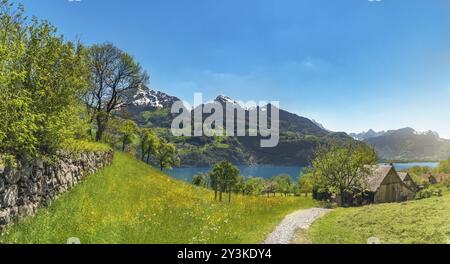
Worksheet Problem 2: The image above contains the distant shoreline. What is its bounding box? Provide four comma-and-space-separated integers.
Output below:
380, 160, 441, 164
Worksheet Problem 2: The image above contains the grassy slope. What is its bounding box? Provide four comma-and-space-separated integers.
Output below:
308, 191, 450, 244
0, 152, 316, 244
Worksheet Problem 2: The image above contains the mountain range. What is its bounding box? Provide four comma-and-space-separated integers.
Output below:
118, 86, 359, 167
118, 86, 450, 165
352, 128, 450, 162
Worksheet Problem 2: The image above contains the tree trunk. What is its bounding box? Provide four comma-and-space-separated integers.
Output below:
219, 191, 223, 202
159, 159, 164, 171
228, 190, 231, 203
340, 189, 345, 207
214, 188, 218, 201
141, 148, 145, 161
95, 115, 106, 142
122, 142, 126, 152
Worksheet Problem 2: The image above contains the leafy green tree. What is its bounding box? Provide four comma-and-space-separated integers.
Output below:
298, 173, 313, 197
192, 173, 209, 188
312, 144, 377, 206
272, 174, 293, 196
154, 140, 180, 171
436, 158, 450, 174
118, 120, 139, 152
0, 0, 89, 159
234, 176, 245, 195
83, 43, 148, 141
139, 128, 159, 162
291, 183, 300, 196
443, 177, 450, 191
209, 161, 240, 202
209, 170, 220, 201
243, 177, 266, 196
264, 180, 277, 197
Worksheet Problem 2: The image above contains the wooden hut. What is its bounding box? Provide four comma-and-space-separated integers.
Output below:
367, 165, 416, 204
397, 172, 418, 191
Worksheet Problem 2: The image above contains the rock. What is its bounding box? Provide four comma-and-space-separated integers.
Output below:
4, 166, 20, 184
18, 204, 35, 218
20, 163, 33, 181
9, 206, 18, 219
0, 178, 4, 193
34, 167, 44, 181
36, 160, 44, 170
0, 209, 11, 225
2, 185, 18, 207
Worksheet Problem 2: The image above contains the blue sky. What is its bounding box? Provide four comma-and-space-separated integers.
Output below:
18, 0, 450, 138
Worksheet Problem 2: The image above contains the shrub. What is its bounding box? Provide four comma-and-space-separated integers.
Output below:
60, 139, 111, 155
415, 187, 443, 200
0, 1, 89, 158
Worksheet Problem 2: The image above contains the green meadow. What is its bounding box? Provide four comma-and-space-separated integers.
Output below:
0, 152, 316, 244
307, 190, 450, 244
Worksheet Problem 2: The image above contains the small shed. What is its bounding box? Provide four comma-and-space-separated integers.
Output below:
397, 172, 418, 191
367, 165, 416, 204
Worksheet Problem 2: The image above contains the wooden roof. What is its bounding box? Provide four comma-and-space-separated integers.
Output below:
366, 165, 394, 192
397, 172, 409, 181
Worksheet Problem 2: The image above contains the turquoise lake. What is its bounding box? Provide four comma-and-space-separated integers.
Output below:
165, 165, 306, 183
166, 162, 440, 183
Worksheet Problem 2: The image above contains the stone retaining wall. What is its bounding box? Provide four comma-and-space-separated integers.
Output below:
0, 150, 113, 230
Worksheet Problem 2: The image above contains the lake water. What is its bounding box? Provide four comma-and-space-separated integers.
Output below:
166, 162, 440, 183
165, 165, 306, 183
392, 162, 439, 171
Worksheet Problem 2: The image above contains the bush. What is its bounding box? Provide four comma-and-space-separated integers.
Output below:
415, 187, 444, 200
0, 1, 89, 158
312, 185, 332, 201
60, 139, 111, 155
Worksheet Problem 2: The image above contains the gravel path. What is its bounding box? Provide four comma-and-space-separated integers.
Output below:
264, 208, 332, 244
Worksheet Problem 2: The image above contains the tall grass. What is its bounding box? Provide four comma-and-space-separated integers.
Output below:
308, 191, 450, 244
1, 152, 316, 244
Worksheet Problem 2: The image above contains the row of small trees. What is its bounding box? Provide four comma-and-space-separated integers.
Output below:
102, 118, 179, 171
192, 143, 376, 206
192, 161, 314, 202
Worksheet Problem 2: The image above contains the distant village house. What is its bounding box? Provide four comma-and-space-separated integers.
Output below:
420, 173, 450, 185
337, 165, 417, 206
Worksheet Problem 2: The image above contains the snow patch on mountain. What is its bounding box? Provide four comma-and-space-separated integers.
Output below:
130, 86, 179, 109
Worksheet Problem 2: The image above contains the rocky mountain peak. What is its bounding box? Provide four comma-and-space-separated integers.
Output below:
130, 86, 180, 109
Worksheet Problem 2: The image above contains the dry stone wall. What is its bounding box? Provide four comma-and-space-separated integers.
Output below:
0, 150, 113, 230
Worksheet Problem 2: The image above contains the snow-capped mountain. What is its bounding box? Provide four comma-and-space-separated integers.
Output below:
354, 127, 450, 161
215, 95, 241, 106
351, 128, 442, 142
350, 129, 387, 141
119, 91, 357, 166
214, 95, 258, 111
311, 119, 330, 132
130, 86, 180, 109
